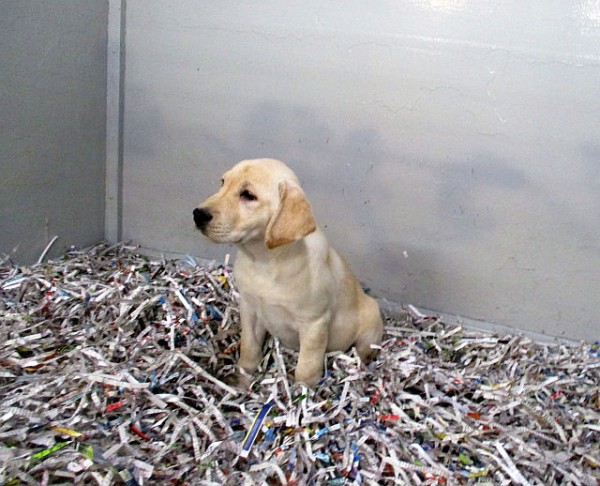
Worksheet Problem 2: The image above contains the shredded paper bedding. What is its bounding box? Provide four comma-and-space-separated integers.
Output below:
1, 243, 598, 485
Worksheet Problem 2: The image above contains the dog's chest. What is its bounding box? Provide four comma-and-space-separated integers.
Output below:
239, 274, 302, 322
245, 291, 301, 349
235, 256, 312, 349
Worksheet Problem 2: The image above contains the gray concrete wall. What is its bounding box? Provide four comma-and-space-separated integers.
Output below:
124, 1, 598, 341
0, 0, 108, 264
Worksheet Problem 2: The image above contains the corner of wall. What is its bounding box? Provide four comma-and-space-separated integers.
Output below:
105, 0, 126, 243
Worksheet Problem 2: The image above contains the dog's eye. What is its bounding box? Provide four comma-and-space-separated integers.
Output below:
240, 189, 257, 201
220, 178, 224, 186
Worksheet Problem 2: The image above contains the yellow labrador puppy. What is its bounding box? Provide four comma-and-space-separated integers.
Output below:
193, 158, 383, 387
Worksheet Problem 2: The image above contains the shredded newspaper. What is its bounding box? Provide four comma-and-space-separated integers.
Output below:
0, 243, 598, 485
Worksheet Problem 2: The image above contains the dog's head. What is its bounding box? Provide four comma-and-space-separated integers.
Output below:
193, 159, 316, 249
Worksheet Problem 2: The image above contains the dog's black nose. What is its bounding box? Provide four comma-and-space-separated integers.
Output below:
193, 207, 212, 229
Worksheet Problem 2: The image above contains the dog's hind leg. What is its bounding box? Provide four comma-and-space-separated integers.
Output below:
355, 297, 384, 364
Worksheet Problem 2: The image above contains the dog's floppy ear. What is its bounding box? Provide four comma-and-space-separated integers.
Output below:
265, 181, 317, 249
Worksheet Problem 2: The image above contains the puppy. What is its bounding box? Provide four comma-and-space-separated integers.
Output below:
193, 158, 383, 387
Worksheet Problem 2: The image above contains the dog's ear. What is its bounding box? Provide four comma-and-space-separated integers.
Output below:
265, 181, 317, 249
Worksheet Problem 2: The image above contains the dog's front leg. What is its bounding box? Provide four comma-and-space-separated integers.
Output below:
295, 319, 329, 388
237, 298, 266, 378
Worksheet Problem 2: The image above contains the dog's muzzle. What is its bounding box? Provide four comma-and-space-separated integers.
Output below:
193, 207, 212, 230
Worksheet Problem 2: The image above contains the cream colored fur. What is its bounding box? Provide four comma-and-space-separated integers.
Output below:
194, 158, 383, 387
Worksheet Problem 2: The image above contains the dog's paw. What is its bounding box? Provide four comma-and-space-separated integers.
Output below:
223, 368, 254, 391
294, 371, 321, 390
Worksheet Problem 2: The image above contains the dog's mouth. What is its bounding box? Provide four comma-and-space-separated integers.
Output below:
193, 207, 264, 246
193, 211, 237, 244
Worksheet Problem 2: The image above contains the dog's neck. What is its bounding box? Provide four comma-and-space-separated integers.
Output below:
237, 237, 300, 263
